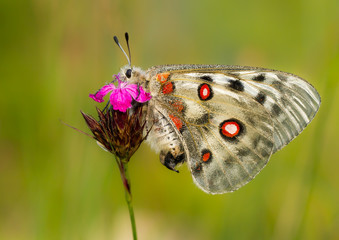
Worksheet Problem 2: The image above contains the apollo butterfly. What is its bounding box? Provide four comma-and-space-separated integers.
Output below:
94, 33, 321, 194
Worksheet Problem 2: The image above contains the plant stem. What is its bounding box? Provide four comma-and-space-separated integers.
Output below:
116, 158, 138, 240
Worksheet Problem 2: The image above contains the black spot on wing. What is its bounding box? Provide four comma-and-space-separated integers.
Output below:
237, 148, 251, 157
255, 92, 266, 104
252, 74, 266, 81
200, 75, 213, 82
271, 104, 283, 116
193, 113, 211, 125
228, 80, 244, 91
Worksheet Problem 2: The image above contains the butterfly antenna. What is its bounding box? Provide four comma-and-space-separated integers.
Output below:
125, 32, 132, 67
113, 35, 131, 67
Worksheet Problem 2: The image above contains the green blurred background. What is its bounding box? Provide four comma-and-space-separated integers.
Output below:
1, 0, 338, 239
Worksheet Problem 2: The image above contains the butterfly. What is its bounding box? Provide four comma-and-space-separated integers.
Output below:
112, 33, 321, 194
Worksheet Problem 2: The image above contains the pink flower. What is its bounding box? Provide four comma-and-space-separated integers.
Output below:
89, 74, 152, 112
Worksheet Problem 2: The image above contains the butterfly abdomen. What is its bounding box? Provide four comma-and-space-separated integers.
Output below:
146, 110, 185, 172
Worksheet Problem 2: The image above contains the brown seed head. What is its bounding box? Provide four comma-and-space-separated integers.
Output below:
81, 103, 147, 161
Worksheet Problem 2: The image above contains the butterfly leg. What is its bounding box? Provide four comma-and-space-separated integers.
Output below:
136, 83, 141, 100
102, 100, 111, 112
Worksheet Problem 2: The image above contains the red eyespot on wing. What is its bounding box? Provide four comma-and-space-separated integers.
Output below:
156, 72, 170, 83
198, 83, 213, 101
162, 82, 174, 94
169, 114, 183, 131
203, 153, 210, 162
201, 149, 212, 163
170, 100, 184, 113
221, 121, 240, 138
202, 153, 210, 162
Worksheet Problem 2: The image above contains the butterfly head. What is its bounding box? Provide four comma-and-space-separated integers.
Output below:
119, 65, 146, 85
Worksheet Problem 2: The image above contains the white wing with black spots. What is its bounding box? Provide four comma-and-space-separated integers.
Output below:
145, 64, 320, 194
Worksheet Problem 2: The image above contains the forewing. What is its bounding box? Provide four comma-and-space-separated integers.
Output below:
148, 65, 321, 152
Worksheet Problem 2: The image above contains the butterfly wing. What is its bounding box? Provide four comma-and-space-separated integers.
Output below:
146, 64, 320, 194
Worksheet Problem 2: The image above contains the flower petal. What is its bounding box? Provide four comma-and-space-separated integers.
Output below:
135, 86, 152, 102
89, 84, 116, 102
124, 84, 152, 103
124, 84, 139, 99
89, 93, 105, 102
110, 88, 133, 112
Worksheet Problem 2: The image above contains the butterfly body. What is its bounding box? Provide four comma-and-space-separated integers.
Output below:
120, 64, 321, 194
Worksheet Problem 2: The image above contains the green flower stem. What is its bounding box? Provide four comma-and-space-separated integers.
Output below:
116, 157, 138, 240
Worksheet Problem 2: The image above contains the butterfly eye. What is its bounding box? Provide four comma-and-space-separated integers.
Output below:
125, 68, 132, 78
